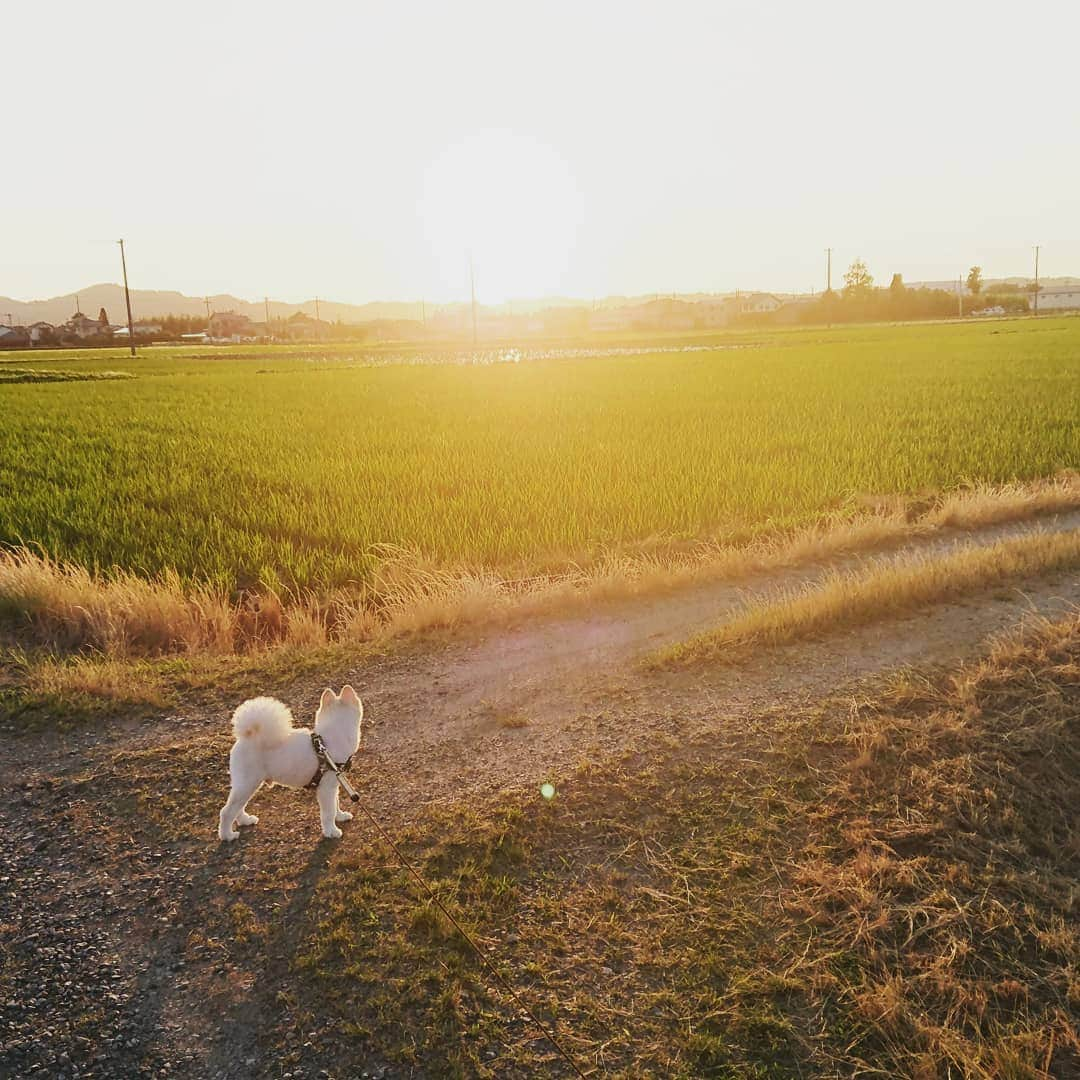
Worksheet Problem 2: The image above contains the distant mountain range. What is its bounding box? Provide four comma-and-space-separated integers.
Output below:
0, 284, 728, 326
0, 284, 433, 327
2, 277, 1077, 327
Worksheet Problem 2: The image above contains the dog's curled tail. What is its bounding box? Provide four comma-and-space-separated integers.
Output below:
231, 697, 294, 747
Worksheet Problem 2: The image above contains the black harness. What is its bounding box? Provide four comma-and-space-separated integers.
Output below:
305, 731, 353, 790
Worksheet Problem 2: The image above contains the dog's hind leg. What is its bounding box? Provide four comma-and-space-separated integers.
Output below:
316, 773, 344, 839
219, 776, 262, 842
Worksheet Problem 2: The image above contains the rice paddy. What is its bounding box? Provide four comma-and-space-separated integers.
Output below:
1, 318, 1077, 598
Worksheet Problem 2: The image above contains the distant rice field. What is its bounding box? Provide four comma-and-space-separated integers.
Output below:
0, 318, 1077, 595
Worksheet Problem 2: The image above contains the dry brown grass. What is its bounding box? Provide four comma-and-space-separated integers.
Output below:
2, 474, 1078, 665
658, 525, 1080, 667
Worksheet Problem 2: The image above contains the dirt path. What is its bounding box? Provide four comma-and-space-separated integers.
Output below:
317, 508, 1080, 815
2, 509, 1079, 1078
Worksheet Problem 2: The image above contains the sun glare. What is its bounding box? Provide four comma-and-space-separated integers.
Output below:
419, 131, 584, 304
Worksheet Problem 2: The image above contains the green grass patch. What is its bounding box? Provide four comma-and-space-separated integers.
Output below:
0, 367, 134, 383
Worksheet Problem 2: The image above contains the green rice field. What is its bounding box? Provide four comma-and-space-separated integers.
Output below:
0, 318, 1077, 594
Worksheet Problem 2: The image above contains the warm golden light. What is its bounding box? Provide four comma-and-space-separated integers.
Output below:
419, 131, 585, 304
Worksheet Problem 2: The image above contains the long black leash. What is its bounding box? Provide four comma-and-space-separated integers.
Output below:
315, 741, 590, 1077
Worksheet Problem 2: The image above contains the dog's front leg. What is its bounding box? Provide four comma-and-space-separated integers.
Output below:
334, 784, 353, 824
317, 773, 344, 839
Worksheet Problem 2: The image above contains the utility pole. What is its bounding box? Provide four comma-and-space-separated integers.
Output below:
204, 296, 212, 322
469, 251, 478, 347
958, 277, 963, 319
315, 296, 321, 321
264, 296, 271, 340
420, 297, 426, 325
1033, 245, 1040, 315
825, 248, 832, 293
117, 239, 136, 357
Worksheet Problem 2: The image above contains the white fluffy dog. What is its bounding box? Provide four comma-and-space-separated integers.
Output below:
218, 686, 363, 842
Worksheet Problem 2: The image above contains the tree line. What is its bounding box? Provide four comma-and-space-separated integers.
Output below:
792, 259, 1031, 324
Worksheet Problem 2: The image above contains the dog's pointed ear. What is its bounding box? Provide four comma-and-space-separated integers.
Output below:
340, 684, 359, 706
319, 688, 337, 709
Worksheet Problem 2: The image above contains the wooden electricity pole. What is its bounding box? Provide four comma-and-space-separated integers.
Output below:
117, 239, 136, 357
469, 252, 478, 346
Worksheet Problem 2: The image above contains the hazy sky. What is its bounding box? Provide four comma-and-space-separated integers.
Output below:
5, 1, 1078, 305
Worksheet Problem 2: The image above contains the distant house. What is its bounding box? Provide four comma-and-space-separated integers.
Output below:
0, 325, 30, 348
728, 292, 782, 316
115, 323, 162, 339
633, 298, 696, 331
694, 298, 731, 329
1033, 287, 1080, 311
208, 311, 254, 341
286, 312, 331, 341
28, 321, 55, 345
59, 310, 111, 340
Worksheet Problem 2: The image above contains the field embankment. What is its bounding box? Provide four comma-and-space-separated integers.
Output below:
2, 474, 1078, 661
657, 523, 1080, 667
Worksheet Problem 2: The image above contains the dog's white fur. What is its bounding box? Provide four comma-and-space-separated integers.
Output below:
218, 685, 363, 842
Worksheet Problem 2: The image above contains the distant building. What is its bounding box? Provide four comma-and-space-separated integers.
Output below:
114, 323, 161, 339
208, 311, 254, 341
28, 321, 55, 345
286, 312, 331, 341
59, 310, 111, 340
0, 325, 30, 348
728, 292, 782, 316
1034, 286, 1080, 311
695, 298, 731, 329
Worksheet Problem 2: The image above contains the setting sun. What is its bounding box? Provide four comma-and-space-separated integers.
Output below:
419, 130, 585, 304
